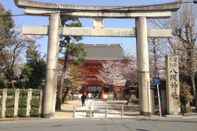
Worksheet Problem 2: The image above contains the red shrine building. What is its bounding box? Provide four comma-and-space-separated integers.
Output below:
59, 44, 127, 99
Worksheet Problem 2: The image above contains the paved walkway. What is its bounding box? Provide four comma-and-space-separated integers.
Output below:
54, 99, 197, 120
54, 100, 80, 119
55, 99, 140, 119
74, 99, 122, 118
0, 119, 197, 131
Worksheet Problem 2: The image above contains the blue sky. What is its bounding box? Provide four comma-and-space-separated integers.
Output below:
1, 0, 175, 56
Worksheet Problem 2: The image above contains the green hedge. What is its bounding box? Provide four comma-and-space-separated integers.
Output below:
18, 90, 27, 117
5, 89, 15, 117
30, 90, 40, 117
0, 89, 41, 118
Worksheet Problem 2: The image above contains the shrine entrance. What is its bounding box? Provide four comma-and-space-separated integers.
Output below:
14, 0, 182, 118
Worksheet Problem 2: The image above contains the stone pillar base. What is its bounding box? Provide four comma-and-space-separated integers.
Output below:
41, 113, 55, 118
140, 111, 152, 116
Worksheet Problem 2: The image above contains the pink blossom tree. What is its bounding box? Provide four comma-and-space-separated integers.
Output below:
99, 56, 137, 100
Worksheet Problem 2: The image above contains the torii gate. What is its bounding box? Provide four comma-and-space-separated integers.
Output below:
14, 0, 181, 118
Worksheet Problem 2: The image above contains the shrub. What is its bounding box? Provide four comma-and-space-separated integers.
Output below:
30, 90, 40, 117
18, 90, 27, 117
5, 89, 15, 117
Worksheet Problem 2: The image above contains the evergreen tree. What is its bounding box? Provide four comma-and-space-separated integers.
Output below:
0, 4, 14, 49
56, 16, 86, 110
22, 44, 46, 88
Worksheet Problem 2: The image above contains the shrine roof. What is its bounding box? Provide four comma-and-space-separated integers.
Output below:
59, 44, 125, 61
83, 44, 124, 60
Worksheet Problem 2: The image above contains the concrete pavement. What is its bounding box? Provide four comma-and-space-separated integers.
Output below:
0, 119, 197, 131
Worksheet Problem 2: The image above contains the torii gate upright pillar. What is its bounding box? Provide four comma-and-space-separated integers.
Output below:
136, 17, 152, 115
42, 13, 60, 117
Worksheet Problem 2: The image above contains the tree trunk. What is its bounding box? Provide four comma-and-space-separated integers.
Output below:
191, 73, 197, 110
56, 79, 63, 111
191, 74, 196, 95
62, 87, 69, 102
56, 48, 69, 111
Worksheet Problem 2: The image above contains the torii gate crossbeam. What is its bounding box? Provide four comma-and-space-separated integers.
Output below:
22, 26, 172, 38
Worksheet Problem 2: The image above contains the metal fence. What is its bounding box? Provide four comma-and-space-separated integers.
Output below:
72, 100, 140, 119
